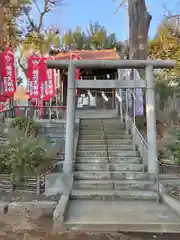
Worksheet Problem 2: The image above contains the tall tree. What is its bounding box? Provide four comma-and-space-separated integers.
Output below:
113, 0, 152, 60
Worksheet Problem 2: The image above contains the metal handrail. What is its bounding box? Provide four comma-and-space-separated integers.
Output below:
14, 105, 66, 120
117, 90, 161, 203
0, 107, 15, 121
132, 121, 148, 147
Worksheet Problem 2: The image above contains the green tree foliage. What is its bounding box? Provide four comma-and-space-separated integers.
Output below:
2, 0, 32, 47
10, 116, 40, 137
21, 28, 61, 56
62, 22, 118, 50
149, 21, 180, 86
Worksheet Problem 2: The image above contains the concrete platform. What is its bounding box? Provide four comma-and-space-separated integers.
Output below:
64, 200, 180, 233
76, 109, 117, 119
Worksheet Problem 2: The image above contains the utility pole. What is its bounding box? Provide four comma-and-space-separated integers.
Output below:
0, 1, 14, 107
0, 1, 6, 49
0, 2, 6, 94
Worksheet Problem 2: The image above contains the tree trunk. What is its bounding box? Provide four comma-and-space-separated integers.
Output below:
128, 0, 152, 118
128, 0, 152, 60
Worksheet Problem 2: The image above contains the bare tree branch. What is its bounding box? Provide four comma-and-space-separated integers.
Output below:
22, 0, 63, 35
163, 1, 180, 19
16, 0, 63, 74
112, 0, 128, 14
37, 0, 50, 33
32, 0, 41, 14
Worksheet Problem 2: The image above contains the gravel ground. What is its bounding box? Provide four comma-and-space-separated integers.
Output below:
0, 230, 180, 240
166, 184, 180, 200
0, 216, 179, 240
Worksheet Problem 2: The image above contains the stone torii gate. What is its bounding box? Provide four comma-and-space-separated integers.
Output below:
46, 60, 176, 175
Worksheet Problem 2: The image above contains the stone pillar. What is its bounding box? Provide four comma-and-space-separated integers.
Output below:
145, 65, 157, 174
63, 64, 76, 174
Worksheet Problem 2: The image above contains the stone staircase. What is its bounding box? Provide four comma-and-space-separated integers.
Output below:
42, 121, 66, 144
40, 121, 66, 172
0, 174, 37, 192
71, 118, 157, 201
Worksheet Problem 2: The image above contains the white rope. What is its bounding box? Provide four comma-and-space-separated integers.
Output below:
128, 89, 136, 100
101, 91, 108, 102
115, 92, 122, 102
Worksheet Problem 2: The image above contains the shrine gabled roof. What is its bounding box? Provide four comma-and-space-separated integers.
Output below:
55, 48, 120, 60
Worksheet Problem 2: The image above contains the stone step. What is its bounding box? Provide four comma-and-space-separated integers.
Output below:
0, 183, 12, 189
79, 128, 102, 131
110, 156, 142, 164
42, 122, 66, 127
107, 145, 133, 150
43, 127, 65, 133
80, 124, 102, 128
44, 136, 65, 141
0, 174, 11, 180
74, 171, 111, 180
114, 180, 155, 191
73, 179, 155, 191
45, 132, 65, 138
75, 163, 144, 172
104, 130, 126, 134
105, 136, 129, 140
78, 140, 105, 145
75, 163, 110, 171
77, 141, 133, 147
77, 145, 107, 151
79, 135, 132, 140
79, 135, 105, 140
0, 175, 37, 181
76, 157, 109, 164
111, 171, 151, 180
104, 127, 126, 135
80, 120, 101, 123
80, 130, 126, 135
105, 135, 132, 139
111, 164, 144, 171
106, 139, 133, 145
103, 123, 125, 126
79, 131, 104, 135
75, 156, 141, 164
43, 129, 65, 134
76, 151, 108, 157
109, 150, 140, 157
70, 189, 157, 201
74, 171, 151, 180
73, 180, 113, 190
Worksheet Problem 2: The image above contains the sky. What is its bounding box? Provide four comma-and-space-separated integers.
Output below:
31, 0, 179, 41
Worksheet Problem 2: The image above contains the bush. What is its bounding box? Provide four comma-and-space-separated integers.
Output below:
135, 116, 146, 131
161, 128, 180, 165
0, 124, 56, 186
10, 116, 40, 137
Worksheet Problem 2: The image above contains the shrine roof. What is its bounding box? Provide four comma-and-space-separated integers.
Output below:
55, 48, 120, 60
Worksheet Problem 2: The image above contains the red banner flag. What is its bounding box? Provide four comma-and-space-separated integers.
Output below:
1, 48, 16, 97
27, 54, 44, 99
27, 54, 39, 98
41, 57, 55, 101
